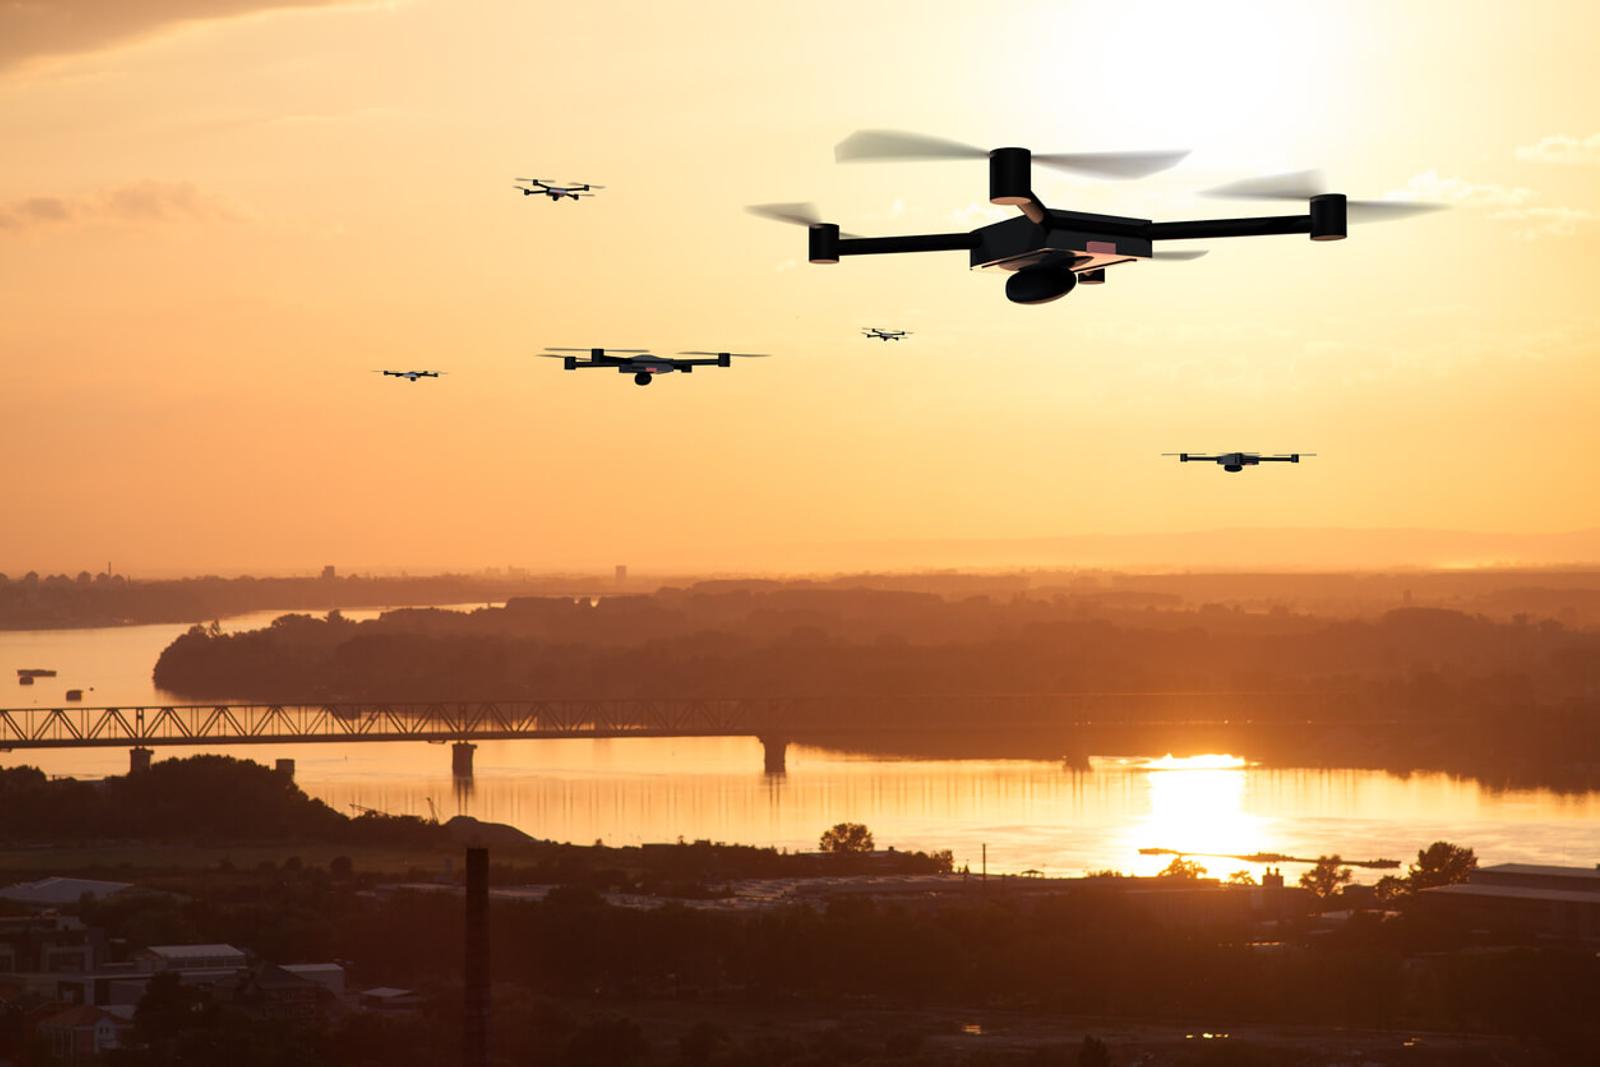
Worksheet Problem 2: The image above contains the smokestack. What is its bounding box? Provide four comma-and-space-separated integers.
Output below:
464, 847, 489, 1067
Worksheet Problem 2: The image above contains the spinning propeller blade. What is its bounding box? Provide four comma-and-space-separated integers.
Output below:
835, 130, 1188, 179
677, 351, 772, 358
1204, 170, 1445, 222
1151, 249, 1209, 261
744, 203, 858, 237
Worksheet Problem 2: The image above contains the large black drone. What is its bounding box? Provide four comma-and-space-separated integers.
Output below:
1165, 451, 1316, 473
514, 178, 603, 202
750, 130, 1441, 305
540, 347, 770, 386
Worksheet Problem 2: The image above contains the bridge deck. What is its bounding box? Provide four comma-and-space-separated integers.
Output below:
0, 694, 1367, 750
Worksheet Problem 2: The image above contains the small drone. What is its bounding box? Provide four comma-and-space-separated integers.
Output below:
539, 347, 770, 386
750, 129, 1441, 305
862, 327, 911, 341
374, 370, 444, 382
513, 178, 603, 202
1165, 451, 1316, 473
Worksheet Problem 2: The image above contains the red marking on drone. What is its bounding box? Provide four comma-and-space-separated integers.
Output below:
1086, 241, 1117, 254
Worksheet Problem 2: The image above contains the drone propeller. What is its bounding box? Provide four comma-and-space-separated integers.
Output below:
834, 129, 1190, 179
677, 351, 772, 358
744, 202, 860, 238
542, 347, 649, 352
1150, 249, 1209, 262
1203, 170, 1444, 222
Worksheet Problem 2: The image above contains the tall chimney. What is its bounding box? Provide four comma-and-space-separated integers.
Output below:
464, 847, 489, 1067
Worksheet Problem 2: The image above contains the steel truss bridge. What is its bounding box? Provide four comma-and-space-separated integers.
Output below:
0, 692, 1365, 752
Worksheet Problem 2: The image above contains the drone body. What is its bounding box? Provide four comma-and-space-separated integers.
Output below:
540, 348, 770, 386
862, 327, 911, 341
513, 178, 603, 201
1166, 452, 1316, 473
376, 370, 443, 382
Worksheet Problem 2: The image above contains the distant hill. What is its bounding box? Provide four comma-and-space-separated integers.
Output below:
774, 527, 1600, 572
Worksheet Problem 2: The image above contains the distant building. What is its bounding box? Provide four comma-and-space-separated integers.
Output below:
359, 986, 422, 1012
282, 962, 346, 996
138, 944, 248, 973
1421, 862, 1600, 941
0, 877, 133, 909
615, 564, 628, 585
0, 914, 101, 976
37, 1004, 128, 1062
321, 564, 337, 580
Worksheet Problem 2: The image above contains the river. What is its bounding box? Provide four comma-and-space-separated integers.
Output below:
3, 608, 1598, 880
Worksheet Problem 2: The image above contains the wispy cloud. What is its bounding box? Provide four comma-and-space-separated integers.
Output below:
1515, 132, 1600, 165
1395, 170, 1594, 240
1397, 170, 1533, 208
0, 1, 366, 75
1490, 205, 1599, 240
0, 181, 234, 234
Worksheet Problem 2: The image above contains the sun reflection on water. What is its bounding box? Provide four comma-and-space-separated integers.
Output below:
1120, 753, 1272, 877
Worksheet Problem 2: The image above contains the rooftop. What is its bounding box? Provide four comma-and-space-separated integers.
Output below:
145, 944, 245, 959
0, 877, 131, 906
1424, 883, 1600, 905
1477, 863, 1600, 881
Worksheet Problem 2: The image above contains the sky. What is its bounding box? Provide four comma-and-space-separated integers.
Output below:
1, 0, 1597, 575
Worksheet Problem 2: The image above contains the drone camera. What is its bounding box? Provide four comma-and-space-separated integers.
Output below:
1005, 265, 1077, 305
1309, 194, 1347, 241
988, 147, 1032, 206
808, 223, 841, 264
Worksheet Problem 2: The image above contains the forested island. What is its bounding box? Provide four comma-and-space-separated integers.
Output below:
0, 570, 618, 630
148, 581, 1600, 787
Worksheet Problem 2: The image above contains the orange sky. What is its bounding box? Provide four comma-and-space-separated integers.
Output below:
2, 1, 1597, 574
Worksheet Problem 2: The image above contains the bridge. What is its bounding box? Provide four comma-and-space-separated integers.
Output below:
0, 692, 1369, 776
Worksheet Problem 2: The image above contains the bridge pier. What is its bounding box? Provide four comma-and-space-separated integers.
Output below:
129, 747, 153, 774
452, 742, 477, 778
760, 736, 788, 776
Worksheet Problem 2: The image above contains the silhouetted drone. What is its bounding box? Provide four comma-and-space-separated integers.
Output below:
539, 348, 770, 387
749, 130, 1442, 305
513, 178, 603, 202
862, 327, 911, 341
374, 370, 444, 382
1165, 452, 1316, 473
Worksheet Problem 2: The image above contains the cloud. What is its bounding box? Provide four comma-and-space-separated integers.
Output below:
1395, 170, 1594, 240
1489, 206, 1599, 240
0, 181, 234, 233
1515, 133, 1600, 165
0, 1, 362, 75
1397, 170, 1533, 208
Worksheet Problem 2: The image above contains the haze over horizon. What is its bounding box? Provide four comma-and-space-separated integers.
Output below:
4, 1, 1597, 575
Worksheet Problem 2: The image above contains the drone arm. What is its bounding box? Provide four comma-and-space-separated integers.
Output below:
834, 232, 982, 256
1146, 196, 1347, 242
1146, 215, 1311, 240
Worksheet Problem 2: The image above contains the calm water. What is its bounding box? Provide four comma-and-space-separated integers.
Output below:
3, 611, 1598, 880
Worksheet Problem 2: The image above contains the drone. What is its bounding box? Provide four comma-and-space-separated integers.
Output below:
749, 130, 1442, 305
539, 347, 770, 386
862, 327, 911, 341
1164, 452, 1316, 473
374, 370, 444, 382
513, 178, 603, 202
